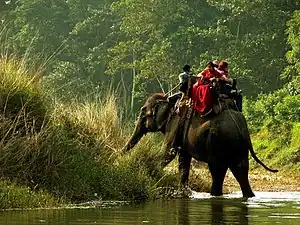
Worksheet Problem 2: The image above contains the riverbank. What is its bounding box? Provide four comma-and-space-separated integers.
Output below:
226, 168, 300, 193
189, 164, 300, 194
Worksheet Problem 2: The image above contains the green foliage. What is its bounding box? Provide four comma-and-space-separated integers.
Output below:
10, 0, 71, 56
285, 10, 300, 78
3, 0, 300, 112
290, 122, 300, 149
246, 81, 300, 171
0, 180, 65, 209
243, 79, 299, 129
274, 95, 300, 122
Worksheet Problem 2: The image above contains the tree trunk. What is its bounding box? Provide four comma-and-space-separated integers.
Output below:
131, 48, 136, 114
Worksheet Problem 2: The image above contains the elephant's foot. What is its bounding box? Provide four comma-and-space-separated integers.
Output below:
210, 190, 223, 197
242, 190, 255, 198
176, 185, 192, 198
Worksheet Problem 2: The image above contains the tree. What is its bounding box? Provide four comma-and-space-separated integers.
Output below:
9, 0, 71, 58
285, 10, 300, 78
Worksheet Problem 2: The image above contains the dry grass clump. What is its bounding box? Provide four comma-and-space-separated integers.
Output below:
0, 54, 47, 133
51, 94, 129, 163
0, 54, 173, 206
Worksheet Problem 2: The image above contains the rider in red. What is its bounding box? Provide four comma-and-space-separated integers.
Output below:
191, 62, 223, 115
196, 61, 223, 85
217, 60, 229, 77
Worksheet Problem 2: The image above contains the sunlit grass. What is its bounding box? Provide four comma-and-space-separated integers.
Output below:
250, 122, 300, 172
0, 54, 47, 133
52, 94, 128, 162
0, 53, 185, 208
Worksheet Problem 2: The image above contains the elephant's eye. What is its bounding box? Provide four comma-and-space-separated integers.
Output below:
140, 106, 146, 112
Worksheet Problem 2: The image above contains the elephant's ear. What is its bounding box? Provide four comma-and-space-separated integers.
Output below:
155, 103, 171, 130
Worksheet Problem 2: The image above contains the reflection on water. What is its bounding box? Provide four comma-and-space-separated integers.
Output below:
178, 198, 249, 225
0, 192, 300, 224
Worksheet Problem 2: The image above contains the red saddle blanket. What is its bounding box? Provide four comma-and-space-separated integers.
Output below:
191, 84, 213, 114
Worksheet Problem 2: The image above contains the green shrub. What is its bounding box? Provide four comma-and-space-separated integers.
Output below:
0, 180, 65, 209
291, 123, 300, 149
244, 78, 300, 171
274, 95, 300, 122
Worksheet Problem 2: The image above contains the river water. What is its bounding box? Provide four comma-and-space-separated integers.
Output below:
1, 192, 300, 225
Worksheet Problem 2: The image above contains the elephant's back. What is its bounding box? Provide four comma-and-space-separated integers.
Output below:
212, 110, 249, 145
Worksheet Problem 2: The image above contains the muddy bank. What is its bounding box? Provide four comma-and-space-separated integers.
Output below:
225, 169, 300, 193
191, 164, 300, 194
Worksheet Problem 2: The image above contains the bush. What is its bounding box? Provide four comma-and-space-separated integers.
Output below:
245, 78, 300, 171
0, 180, 65, 209
274, 95, 300, 122
291, 122, 300, 149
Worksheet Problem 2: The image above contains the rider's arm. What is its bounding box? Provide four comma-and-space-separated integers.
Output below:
196, 70, 207, 79
178, 72, 187, 84
215, 69, 233, 83
220, 75, 233, 84
194, 70, 206, 86
210, 70, 232, 84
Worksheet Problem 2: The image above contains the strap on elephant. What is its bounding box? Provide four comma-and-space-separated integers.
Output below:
168, 100, 194, 155
177, 98, 190, 125
182, 106, 194, 145
178, 105, 211, 148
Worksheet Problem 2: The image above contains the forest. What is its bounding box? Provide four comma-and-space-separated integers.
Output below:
0, 0, 299, 208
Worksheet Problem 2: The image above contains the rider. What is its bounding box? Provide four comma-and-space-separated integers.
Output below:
168, 64, 196, 106
196, 61, 230, 84
217, 60, 243, 112
216, 60, 232, 96
179, 64, 196, 97
217, 60, 229, 77
167, 64, 196, 156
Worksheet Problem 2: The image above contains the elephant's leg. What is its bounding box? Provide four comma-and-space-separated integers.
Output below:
208, 163, 228, 196
161, 148, 177, 167
178, 150, 192, 187
229, 160, 255, 198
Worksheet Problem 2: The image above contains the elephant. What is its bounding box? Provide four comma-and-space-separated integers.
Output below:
124, 92, 278, 198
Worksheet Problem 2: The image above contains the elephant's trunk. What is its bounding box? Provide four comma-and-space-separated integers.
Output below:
123, 131, 143, 151
123, 114, 145, 152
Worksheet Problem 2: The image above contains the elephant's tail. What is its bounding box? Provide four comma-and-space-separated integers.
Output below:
228, 110, 279, 173
249, 144, 279, 173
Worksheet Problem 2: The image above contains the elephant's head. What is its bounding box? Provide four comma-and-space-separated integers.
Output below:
123, 93, 173, 151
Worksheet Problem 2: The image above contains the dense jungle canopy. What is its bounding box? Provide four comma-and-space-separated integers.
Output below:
1, 0, 300, 113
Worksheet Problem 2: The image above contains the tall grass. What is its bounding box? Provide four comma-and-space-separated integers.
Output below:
0, 53, 186, 209
52, 94, 128, 162
0, 54, 46, 132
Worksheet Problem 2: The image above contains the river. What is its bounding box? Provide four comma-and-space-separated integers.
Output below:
1, 192, 300, 224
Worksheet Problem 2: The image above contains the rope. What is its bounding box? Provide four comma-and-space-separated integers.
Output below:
183, 107, 194, 144
164, 83, 181, 97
